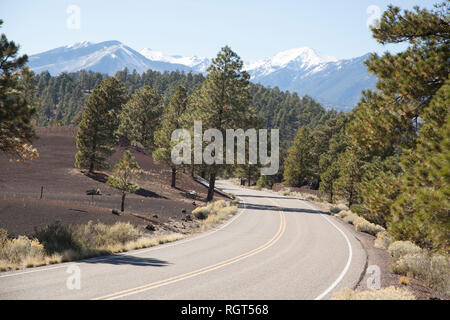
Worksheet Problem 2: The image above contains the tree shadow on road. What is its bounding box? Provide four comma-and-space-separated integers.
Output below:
242, 202, 326, 215
236, 194, 299, 200
83, 255, 170, 267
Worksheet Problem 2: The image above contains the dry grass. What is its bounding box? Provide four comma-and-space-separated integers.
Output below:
374, 231, 393, 250
331, 286, 415, 300
399, 276, 411, 286
0, 223, 185, 271
193, 200, 238, 230
388, 241, 422, 262
192, 200, 237, 220
354, 219, 385, 236
392, 251, 450, 296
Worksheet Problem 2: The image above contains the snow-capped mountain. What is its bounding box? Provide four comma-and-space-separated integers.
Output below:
27, 41, 377, 110
246, 48, 376, 110
140, 48, 210, 73
28, 40, 192, 75
245, 47, 337, 78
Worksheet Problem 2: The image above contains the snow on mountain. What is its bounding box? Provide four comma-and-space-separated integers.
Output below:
28, 41, 376, 110
28, 40, 192, 75
245, 47, 338, 78
246, 49, 376, 110
140, 48, 210, 73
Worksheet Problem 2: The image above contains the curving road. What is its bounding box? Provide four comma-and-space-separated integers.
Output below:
0, 180, 366, 300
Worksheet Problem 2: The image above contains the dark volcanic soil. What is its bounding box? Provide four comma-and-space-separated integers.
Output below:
0, 126, 222, 236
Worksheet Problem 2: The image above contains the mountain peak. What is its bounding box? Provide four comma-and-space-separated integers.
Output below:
139, 48, 210, 73
246, 47, 337, 73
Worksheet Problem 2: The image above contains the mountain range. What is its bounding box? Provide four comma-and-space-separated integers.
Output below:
27, 40, 377, 111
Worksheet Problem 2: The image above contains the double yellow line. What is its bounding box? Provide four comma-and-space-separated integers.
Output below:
93, 200, 286, 300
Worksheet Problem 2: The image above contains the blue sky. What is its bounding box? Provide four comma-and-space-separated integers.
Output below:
1, 0, 438, 61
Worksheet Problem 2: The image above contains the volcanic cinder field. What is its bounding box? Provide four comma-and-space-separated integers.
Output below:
0, 126, 217, 236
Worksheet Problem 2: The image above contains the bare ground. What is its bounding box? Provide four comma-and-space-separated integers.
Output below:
0, 126, 223, 237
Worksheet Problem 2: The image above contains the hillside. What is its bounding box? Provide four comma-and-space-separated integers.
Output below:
0, 126, 217, 236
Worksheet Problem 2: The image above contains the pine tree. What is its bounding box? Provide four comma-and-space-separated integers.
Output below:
193, 46, 253, 201
283, 126, 314, 187
107, 150, 142, 212
153, 86, 188, 188
75, 77, 127, 172
343, 2, 449, 233
389, 79, 450, 250
0, 20, 38, 162
118, 85, 162, 150
333, 147, 365, 207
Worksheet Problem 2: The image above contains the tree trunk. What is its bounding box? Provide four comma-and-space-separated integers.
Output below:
171, 167, 176, 188
191, 166, 194, 177
201, 171, 205, 179
247, 173, 251, 186
206, 172, 216, 202
121, 193, 126, 212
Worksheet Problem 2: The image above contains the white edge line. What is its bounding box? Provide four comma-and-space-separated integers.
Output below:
302, 199, 353, 300
261, 194, 353, 300
0, 183, 246, 279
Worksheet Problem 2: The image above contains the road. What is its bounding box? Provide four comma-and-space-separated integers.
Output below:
0, 180, 366, 300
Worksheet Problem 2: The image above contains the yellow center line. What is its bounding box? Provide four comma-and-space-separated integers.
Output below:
92, 199, 286, 300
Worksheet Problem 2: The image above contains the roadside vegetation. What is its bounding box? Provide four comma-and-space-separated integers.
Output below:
0, 223, 183, 271
192, 200, 238, 229
330, 207, 450, 298
332, 286, 415, 300
0, 199, 238, 272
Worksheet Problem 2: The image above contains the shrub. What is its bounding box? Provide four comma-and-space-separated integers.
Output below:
355, 220, 385, 236
330, 206, 342, 214
336, 210, 351, 218
0, 222, 184, 271
0, 228, 7, 247
192, 206, 210, 220
343, 213, 359, 224
0, 236, 45, 265
393, 252, 450, 296
331, 286, 415, 300
349, 204, 365, 215
34, 222, 80, 254
192, 200, 234, 220
374, 231, 392, 250
72, 221, 140, 248
388, 241, 422, 262
193, 201, 238, 227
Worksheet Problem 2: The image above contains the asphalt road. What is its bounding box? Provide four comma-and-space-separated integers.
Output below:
0, 180, 366, 300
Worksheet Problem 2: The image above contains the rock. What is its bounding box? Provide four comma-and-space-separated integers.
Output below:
185, 214, 192, 221
181, 208, 187, 214
87, 188, 102, 196
146, 224, 156, 231
192, 201, 197, 206
112, 209, 120, 215
153, 214, 158, 219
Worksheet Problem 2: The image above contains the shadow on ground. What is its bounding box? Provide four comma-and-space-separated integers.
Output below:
84, 255, 170, 267
85, 172, 167, 199
241, 202, 326, 215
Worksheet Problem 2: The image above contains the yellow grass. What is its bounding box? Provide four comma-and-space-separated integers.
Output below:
331, 286, 415, 300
